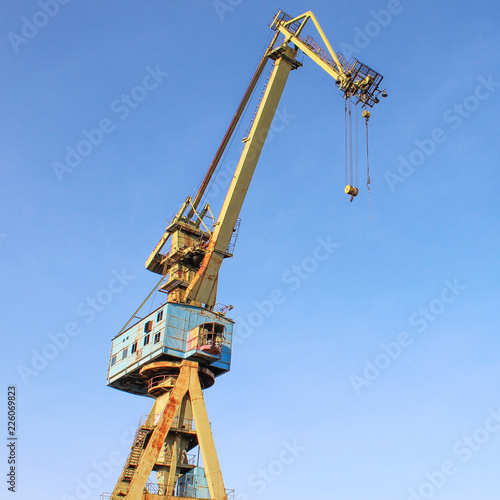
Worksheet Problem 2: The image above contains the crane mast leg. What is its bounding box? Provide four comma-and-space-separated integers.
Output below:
186, 45, 300, 307
110, 361, 227, 500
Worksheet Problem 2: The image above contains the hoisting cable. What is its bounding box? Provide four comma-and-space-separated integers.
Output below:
349, 98, 353, 187
355, 102, 359, 189
362, 106, 374, 219
344, 98, 348, 186
344, 96, 358, 202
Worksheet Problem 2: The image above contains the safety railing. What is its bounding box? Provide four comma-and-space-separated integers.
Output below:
137, 413, 195, 431
145, 480, 164, 494
101, 484, 232, 498
148, 374, 178, 393
157, 452, 197, 466
269, 9, 300, 34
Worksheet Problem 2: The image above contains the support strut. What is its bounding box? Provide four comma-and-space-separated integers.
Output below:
110, 361, 227, 500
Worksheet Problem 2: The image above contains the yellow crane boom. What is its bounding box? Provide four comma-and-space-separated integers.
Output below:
146, 10, 385, 309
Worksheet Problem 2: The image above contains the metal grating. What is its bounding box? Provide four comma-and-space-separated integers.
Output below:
302, 35, 344, 73
269, 9, 301, 33
349, 58, 384, 107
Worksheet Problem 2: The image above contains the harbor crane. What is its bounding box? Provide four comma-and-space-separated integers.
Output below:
104, 10, 386, 500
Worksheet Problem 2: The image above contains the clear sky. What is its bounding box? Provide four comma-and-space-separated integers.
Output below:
2, 1, 500, 499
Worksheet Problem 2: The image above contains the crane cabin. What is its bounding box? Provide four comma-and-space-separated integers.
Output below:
107, 303, 233, 396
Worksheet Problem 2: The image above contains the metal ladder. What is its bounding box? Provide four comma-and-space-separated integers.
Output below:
111, 425, 153, 498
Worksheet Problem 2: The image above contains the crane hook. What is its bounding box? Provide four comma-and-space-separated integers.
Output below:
345, 184, 359, 202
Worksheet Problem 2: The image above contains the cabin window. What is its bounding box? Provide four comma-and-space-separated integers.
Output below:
121, 348, 128, 360
131, 342, 137, 354
143, 334, 150, 346
111, 355, 117, 367
144, 320, 153, 333
157, 310, 163, 322
154, 332, 161, 344
187, 322, 226, 352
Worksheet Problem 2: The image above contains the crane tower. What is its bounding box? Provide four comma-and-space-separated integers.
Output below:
103, 10, 385, 500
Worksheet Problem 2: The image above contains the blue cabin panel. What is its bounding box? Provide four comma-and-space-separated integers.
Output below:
176, 467, 210, 499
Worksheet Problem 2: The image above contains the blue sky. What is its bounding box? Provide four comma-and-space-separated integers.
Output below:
2, 1, 500, 499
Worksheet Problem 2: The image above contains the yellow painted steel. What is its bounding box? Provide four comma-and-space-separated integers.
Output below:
145, 197, 191, 272
189, 371, 227, 500
142, 11, 370, 310
281, 11, 346, 80
184, 12, 358, 308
